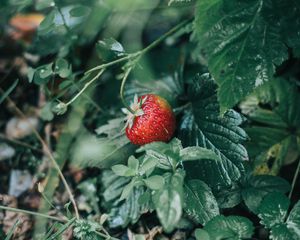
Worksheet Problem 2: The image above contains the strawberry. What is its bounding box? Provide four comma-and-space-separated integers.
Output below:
123, 94, 176, 145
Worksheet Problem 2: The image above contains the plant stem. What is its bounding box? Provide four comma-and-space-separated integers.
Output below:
4, 219, 20, 240
0, 87, 80, 219
65, 69, 104, 107
289, 157, 300, 199
120, 67, 134, 114
0, 133, 43, 154
0, 205, 66, 222
139, 19, 191, 55
46, 218, 76, 240
86, 19, 191, 75
85, 54, 137, 74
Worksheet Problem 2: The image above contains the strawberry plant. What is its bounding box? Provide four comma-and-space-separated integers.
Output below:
0, 0, 300, 239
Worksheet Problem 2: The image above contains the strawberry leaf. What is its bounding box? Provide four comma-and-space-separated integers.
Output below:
193, 0, 300, 110
179, 73, 248, 188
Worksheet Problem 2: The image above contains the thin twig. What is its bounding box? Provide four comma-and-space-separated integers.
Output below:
120, 67, 134, 113
289, 158, 300, 199
65, 69, 104, 106
0, 205, 66, 222
0, 87, 80, 219
0, 133, 43, 154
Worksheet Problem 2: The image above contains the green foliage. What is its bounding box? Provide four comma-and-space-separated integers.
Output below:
195, 215, 254, 240
216, 173, 290, 212
100, 170, 149, 228
193, 0, 300, 110
73, 219, 102, 240
152, 169, 185, 233
179, 73, 248, 188
241, 77, 300, 173
71, 118, 135, 168
184, 180, 219, 225
258, 192, 300, 239
2, 0, 300, 238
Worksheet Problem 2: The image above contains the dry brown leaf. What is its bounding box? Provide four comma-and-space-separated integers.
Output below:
9, 14, 44, 43
0, 194, 33, 240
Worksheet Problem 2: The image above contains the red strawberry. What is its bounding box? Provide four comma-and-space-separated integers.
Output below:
123, 94, 176, 145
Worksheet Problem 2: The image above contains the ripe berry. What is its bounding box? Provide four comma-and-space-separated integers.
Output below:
123, 94, 176, 145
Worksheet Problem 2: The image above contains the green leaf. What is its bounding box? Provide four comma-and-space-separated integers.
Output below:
152, 170, 185, 233
112, 164, 135, 177
215, 183, 242, 209
35, 0, 55, 10
54, 58, 71, 78
143, 175, 164, 190
179, 74, 248, 188
128, 156, 139, 172
69, 6, 91, 18
195, 229, 210, 240
241, 77, 300, 173
193, 0, 291, 110
96, 38, 126, 61
0, 79, 18, 105
38, 9, 56, 35
125, 75, 184, 107
139, 156, 158, 175
242, 175, 290, 213
203, 215, 254, 240
70, 130, 135, 169
257, 193, 300, 239
120, 179, 136, 200
101, 170, 149, 228
137, 139, 182, 170
184, 180, 219, 225
258, 192, 290, 229
77, 178, 99, 214
286, 200, 300, 238
270, 223, 295, 240
40, 102, 54, 121
180, 146, 220, 162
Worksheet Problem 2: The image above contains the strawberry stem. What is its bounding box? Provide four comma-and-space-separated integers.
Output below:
120, 67, 135, 114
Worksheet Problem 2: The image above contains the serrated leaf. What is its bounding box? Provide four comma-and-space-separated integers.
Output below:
179, 73, 248, 188
203, 215, 254, 240
270, 223, 295, 240
193, 0, 291, 110
241, 77, 300, 173
143, 175, 164, 190
101, 170, 149, 228
258, 193, 300, 240
124, 75, 184, 107
184, 180, 219, 225
215, 182, 242, 209
180, 146, 220, 162
258, 192, 290, 228
152, 170, 185, 233
241, 175, 290, 213
287, 200, 300, 238
95, 117, 126, 138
